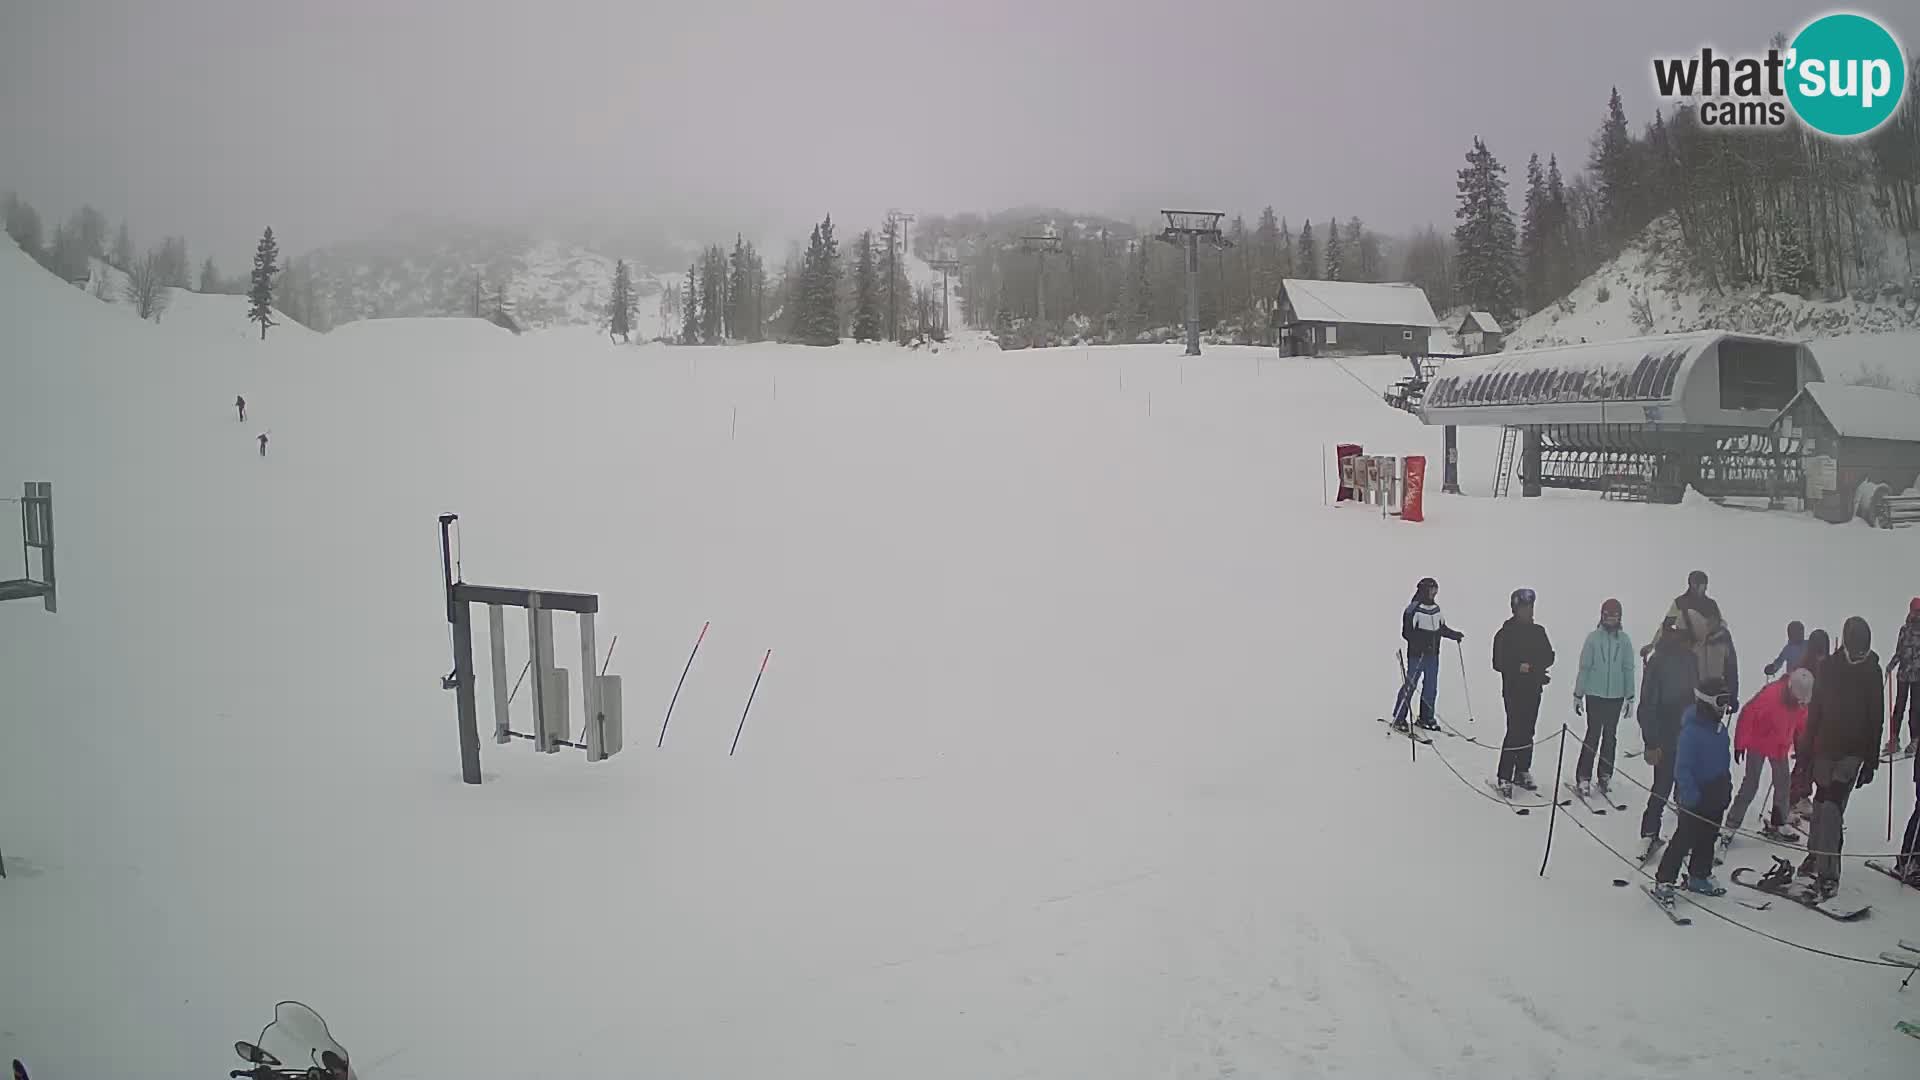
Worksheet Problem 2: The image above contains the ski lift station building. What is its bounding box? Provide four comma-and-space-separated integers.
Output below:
1417, 332, 1823, 502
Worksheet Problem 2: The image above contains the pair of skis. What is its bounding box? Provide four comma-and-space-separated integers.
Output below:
1865, 859, 1919, 886
1564, 781, 1627, 814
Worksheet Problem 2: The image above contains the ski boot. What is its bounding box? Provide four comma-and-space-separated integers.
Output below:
1651, 881, 1677, 903
1390, 716, 1411, 733
1759, 823, 1801, 843
1814, 876, 1839, 901
1514, 770, 1538, 792
1496, 778, 1515, 799
1414, 717, 1441, 732
1595, 777, 1612, 798
1575, 779, 1592, 798
1684, 875, 1726, 897
1796, 854, 1817, 879
1906, 737, 1918, 757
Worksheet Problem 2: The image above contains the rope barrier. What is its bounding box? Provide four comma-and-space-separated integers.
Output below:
1601, 751, 1913, 861
1401, 723, 1916, 972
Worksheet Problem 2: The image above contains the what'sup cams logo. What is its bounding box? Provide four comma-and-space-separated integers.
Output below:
1651, 12, 1907, 136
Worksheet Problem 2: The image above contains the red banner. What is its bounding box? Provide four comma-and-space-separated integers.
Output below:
1335, 443, 1363, 502
1402, 455, 1426, 522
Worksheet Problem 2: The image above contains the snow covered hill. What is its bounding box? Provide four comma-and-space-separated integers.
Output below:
1510, 215, 1920, 350
301, 221, 676, 336
3, 237, 1918, 1079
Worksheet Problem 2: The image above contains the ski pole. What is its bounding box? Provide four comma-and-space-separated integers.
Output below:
1540, 723, 1568, 877
1454, 638, 1476, 722
730, 649, 772, 756
657, 622, 709, 748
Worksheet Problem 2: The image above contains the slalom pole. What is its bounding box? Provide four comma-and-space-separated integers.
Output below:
1540, 723, 1568, 877
1455, 638, 1476, 722
657, 622, 710, 748
730, 649, 772, 756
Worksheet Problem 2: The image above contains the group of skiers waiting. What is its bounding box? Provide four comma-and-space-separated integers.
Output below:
1394, 572, 1920, 902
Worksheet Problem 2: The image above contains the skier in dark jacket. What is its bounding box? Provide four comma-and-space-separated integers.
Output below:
1638, 619, 1700, 842
1653, 675, 1735, 899
1801, 616, 1884, 897
1643, 569, 1722, 660
1887, 598, 1920, 757
1492, 588, 1554, 794
235, 394, 247, 422
1392, 576, 1464, 732
1787, 627, 1831, 818
1900, 740, 1920, 883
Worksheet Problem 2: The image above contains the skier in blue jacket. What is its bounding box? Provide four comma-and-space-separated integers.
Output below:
1392, 576, 1464, 732
1654, 675, 1736, 899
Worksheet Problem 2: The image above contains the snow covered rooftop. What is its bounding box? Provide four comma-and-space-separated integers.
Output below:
1279, 279, 1438, 328
1787, 381, 1920, 442
1461, 310, 1502, 334
1424, 332, 1719, 411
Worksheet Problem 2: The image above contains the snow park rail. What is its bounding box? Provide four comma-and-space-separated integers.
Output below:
1393, 718, 1917, 975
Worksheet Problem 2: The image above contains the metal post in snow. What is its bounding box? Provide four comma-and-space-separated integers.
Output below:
657, 622, 709, 747
730, 650, 772, 756
1540, 724, 1568, 876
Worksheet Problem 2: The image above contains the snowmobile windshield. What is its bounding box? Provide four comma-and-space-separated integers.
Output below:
255, 1002, 352, 1079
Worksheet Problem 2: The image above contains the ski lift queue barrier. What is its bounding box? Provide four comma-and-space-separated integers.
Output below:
1335, 444, 1426, 523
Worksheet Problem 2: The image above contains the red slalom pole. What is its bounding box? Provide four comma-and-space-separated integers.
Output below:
730, 650, 772, 757
657, 622, 709, 748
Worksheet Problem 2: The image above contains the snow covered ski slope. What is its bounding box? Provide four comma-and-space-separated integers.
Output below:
3, 241, 1919, 1078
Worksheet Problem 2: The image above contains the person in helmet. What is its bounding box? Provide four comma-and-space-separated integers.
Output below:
1572, 598, 1635, 797
1643, 571, 1728, 687
1887, 598, 1920, 757
1801, 616, 1884, 897
1492, 588, 1554, 795
1653, 675, 1735, 899
1392, 576, 1464, 733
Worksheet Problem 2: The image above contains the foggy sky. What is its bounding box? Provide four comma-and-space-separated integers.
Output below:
3, 0, 1913, 265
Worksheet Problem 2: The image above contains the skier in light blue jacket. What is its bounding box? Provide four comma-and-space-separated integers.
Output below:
1572, 598, 1635, 797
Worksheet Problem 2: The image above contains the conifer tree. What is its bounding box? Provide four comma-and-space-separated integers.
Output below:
1769, 208, 1814, 295
1590, 87, 1640, 250
852, 230, 882, 341
1324, 217, 1344, 280
247, 227, 279, 340
1519, 153, 1550, 312
608, 259, 635, 342
1297, 219, 1318, 280
682, 263, 700, 344
1453, 137, 1520, 320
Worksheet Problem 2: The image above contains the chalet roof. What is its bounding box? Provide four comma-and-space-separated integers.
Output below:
1782, 381, 1920, 443
1279, 279, 1438, 328
1460, 310, 1503, 334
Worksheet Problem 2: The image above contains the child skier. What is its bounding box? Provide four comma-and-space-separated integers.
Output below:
1392, 576, 1464, 733
1572, 598, 1634, 797
1763, 621, 1806, 680
1654, 675, 1736, 899
1638, 619, 1699, 845
1492, 588, 1553, 796
1886, 598, 1919, 758
1724, 667, 1812, 845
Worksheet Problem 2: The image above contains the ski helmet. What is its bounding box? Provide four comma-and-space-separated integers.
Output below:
1510, 587, 1537, 611
1416, 576, 1438, 594
1909, 596, 1920, 615
1787, 667, 1814, 705
1687, 569, 1709, 589
1600, 598, 1622, 620
1694, 675, 1733, 714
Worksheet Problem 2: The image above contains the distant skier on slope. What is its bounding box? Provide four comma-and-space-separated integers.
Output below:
258, 432, 269, 458
1724, 668, 1812, 844
1637, 619, 1699, 845
1786, 627, 1831, 822
1572, 598, 1635, 799
1392, 576, 1464, 733
1800, 616, 1883, 899
1763, 620, 1806, 679
236, 394, 247, 422
1492, 588, 1553, 796
1887, 598, 1920, 758
1652, 675, 1735, 900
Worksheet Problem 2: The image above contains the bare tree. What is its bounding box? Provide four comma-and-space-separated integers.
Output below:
123, 249, 173, 322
